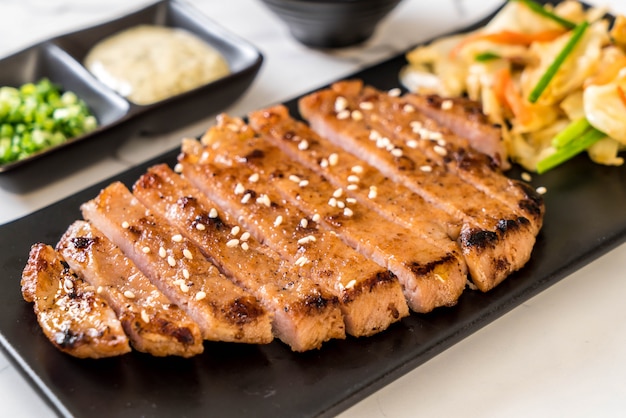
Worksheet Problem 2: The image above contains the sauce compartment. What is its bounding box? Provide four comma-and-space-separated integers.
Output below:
0, 0, 263, 190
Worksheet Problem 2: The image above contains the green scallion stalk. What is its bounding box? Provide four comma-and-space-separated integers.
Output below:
475, 51, 502, 62
537, 125, 605, 173
551, 117, 593, 148
514, 0, 577, 30
528, 20, 589, 104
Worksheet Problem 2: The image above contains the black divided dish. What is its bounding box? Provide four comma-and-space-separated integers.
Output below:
2, 3, 626, 418
0, 0, 263, 191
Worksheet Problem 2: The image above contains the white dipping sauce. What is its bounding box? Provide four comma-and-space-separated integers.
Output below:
85, 25, 230, 105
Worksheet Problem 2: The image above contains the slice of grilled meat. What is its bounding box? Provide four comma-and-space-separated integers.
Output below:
57, 221, 204, 357
180, 136, 409, 337
81, 181, 273, 344
21, 243, 130, 358
214, 114, 468, 313
299, 81, 544, 291
133, 164, 346, 351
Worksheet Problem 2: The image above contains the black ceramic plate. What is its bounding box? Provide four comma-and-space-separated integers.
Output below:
0, 0, 262, 190
2, 5, 626, 418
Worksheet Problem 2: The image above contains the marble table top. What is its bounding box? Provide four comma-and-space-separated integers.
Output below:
1, 0, 625, 416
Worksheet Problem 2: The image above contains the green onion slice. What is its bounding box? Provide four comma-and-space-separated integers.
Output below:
537, 125, 605, 173
551, 117, 593, 148
528, 20, 589, 103
475, 51, 502, 62
514, 0, 577, 30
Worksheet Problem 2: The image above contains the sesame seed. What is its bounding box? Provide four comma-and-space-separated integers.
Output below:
227, 239, 240, 248
346, 197, 357, 204
96, 286, 103, 294
180, 283, 189, 293
429, 131, 443, 141
240, 232, 251, 241
434, 274, 445, 283
299, 180, 309, 187
231, 226, 241, 236
385, 143, 395, 152
403, 104, 415, 113
141, 309, 150, 323
241, 242, 249, 251
420, 165, 433, 172
167, 256, 176, 267
336, 109, 350, 120
536, 186, 547, 195
359, 101, 374, 110
344, 207, 354, 217
391, 148, 403, 157
256, 194, 271, 207
334, 96, 348, 112
410, 121, 423, 131
368, 186, 378, 199
351, 110, 363, 121
376, 137, 391, 149
195, 291, 207, 301
345, 279, 357, 289
369, 130, 381, 141
174, 163, 183, 173
300, 218, 309, 228
172, 234, 183, 243
200, 150, 210, 162
234, 183, 245, 195
298, 139, 309, 150
248, 173, 260, 183
121, 221, 130, 229
441, 99, 453, 110
407, 139, 418, 149
142, 246, 151, 254
183, 269, 190, 279
328, 153, 339, 166
521, 172, 532, 182
209, 208, 218, 218
433, 145, 448, 156
388, 88, 401, 97
333, 188, 343, 198
346, 184, 358, 191
328, 197, 338, 207
124, 290, 135, 299
312, 213, 321, 222
63, 278, 74, 291
297, 235, 316, 245
347, 175, 360, 183
351, 166, 363, 174
274, 215, 283, 227
241, 193, 252, 204
289, 174, 301, 183
159, 247, 167, 258
320, 158, 329, 168
337, 200, 346, 209
183, 249, 193, 260
196, 223, 206, 231
295, 256, 309, 267
437, 138, 447, 147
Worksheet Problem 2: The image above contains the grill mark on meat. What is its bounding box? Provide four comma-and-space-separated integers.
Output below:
20, 243, 130, 358
298, 82, 543, 291
133, 165, 345, 351
81, 181, 273, 344
57, 221, 204, 357
180, 135, 409, 337
212, 120, 467, 312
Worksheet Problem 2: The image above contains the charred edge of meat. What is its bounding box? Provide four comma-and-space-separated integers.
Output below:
141, 315, 198, 346
285, 293, 339, 316
341, 270, 397, 304
449, 146, 499, 172
515, 181, 545, 219
496, 217, 530, 236
460, 228, 499, 251
407, 253, 457, 276
71, 236, 98, 250
222, 296, 267, 325
54, 328, 92, 349
177, 196, 227, 231
243, 149, 265, 162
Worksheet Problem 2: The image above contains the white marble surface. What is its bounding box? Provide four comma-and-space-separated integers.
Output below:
1, 0, 625, 416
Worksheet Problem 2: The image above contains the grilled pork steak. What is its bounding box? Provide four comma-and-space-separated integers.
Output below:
57, 221, 204, 357
180, 134, 409, 337
299, 81, 543, 291
81, 182, 273, 344
21, 243, 130, 358
133, 164, 346, 351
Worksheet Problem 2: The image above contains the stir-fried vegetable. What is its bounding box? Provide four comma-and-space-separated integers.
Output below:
0, 78, 97, 166
401, 0, 626, 173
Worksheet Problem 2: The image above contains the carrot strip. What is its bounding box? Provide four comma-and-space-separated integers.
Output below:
450, 29, 565, 58
492, 67, 532, 124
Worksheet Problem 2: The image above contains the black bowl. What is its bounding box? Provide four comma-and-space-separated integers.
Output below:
260, 0, 402, 48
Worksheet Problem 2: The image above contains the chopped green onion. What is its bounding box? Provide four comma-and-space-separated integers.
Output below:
528, 21, 589, 103
537, 125, 605, 173
474, 51, 502, 62
514, 0, 577, 30
551, 117, 592, 148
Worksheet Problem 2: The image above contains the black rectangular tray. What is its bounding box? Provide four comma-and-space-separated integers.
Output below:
2, 5, 626, 418
0, 0, 262, 191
